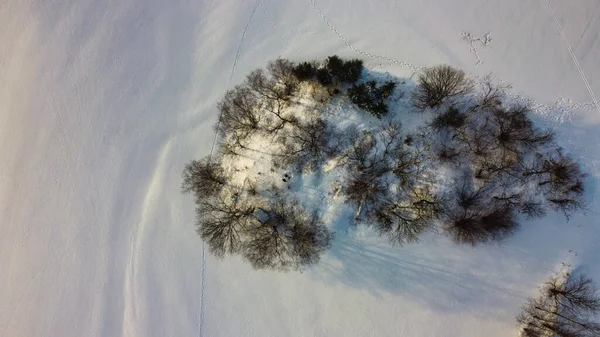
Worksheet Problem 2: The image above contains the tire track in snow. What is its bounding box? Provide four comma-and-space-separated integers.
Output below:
544, 0, 600, 117
200, 1, 260, 336
308, 0, 423, 72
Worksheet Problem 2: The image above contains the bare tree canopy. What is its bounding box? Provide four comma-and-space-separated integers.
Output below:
412, 65, 474, 109
243, 194, 332, 270
181, 156, 227, 197
440, 179, 519, 245
276, 117, 342, 172
196, 190, 254, 257
517, 272, 600, 337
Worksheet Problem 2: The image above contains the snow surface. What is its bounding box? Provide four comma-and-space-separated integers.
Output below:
1, 0, 599, 336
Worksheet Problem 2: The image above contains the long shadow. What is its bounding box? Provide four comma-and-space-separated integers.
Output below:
310, 233, 532, 322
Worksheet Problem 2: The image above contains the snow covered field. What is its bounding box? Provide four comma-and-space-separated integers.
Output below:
1, 0, 599, 336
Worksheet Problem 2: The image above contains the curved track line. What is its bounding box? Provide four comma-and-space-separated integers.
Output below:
308, 0, 423, 72
544, 0, 600, 117
229, 0, 260, 84
123, 138, 173, 337
200, 1, 260, 337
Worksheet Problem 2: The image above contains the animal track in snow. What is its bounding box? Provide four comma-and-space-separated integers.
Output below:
462, 31, 492, 66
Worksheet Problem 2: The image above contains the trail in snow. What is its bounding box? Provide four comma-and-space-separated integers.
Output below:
308, 0, 596, 121
544, 0, 600, 118
200, 1, 260, 336
308, 0, 423, 72
229, 0, 260, 84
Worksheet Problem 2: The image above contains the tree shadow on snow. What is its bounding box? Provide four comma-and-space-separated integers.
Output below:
307, 77, 600, 320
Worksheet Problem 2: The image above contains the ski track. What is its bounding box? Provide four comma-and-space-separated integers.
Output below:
544, 0, 600, 118
201, 1, 260, 336
124, 138, 173, 337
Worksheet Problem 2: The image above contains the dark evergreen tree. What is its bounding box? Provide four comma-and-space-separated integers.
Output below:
292, 61, 316, 81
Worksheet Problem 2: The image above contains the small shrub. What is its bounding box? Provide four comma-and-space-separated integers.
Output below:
412, 65, 473, 109
430, 106, 466, 131
491, 104, 554, 152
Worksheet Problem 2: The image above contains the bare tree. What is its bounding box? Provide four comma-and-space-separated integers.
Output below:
490, 104, 554, 154
471, 75, 505, 111
246, 68, 293, 103
242, 194, 332, 270
373, 184, 442, 245
245, 69, 298, 131
217, 85, 262, 139
342, 123, 404, 220
196, 189, 255, 257
441, 178, 519, 245
276, 117, 342, 172
517, 272, 600, 337
345, 168, 390, 221
491, 188, 546, 220
391, 133, 432, 187
266, 58, 298, 97
412, 65, 474, 109
181, 156, 227, 197
457, 103, 553, 182
524, 149, 586, 217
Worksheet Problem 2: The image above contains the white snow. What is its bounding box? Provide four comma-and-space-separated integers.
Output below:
1, 0, 599, 336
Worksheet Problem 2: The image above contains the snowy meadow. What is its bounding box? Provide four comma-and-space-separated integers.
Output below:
2, 1, 600, 336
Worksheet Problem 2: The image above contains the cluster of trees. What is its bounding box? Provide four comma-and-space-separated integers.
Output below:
338, 123, 442, 245
184, 56, 371, 270
184, 57, 596, 337
413, 65, 586, 245
182, 157, 332, 270
183, 57, 587, 270
517, 272, 600, 337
